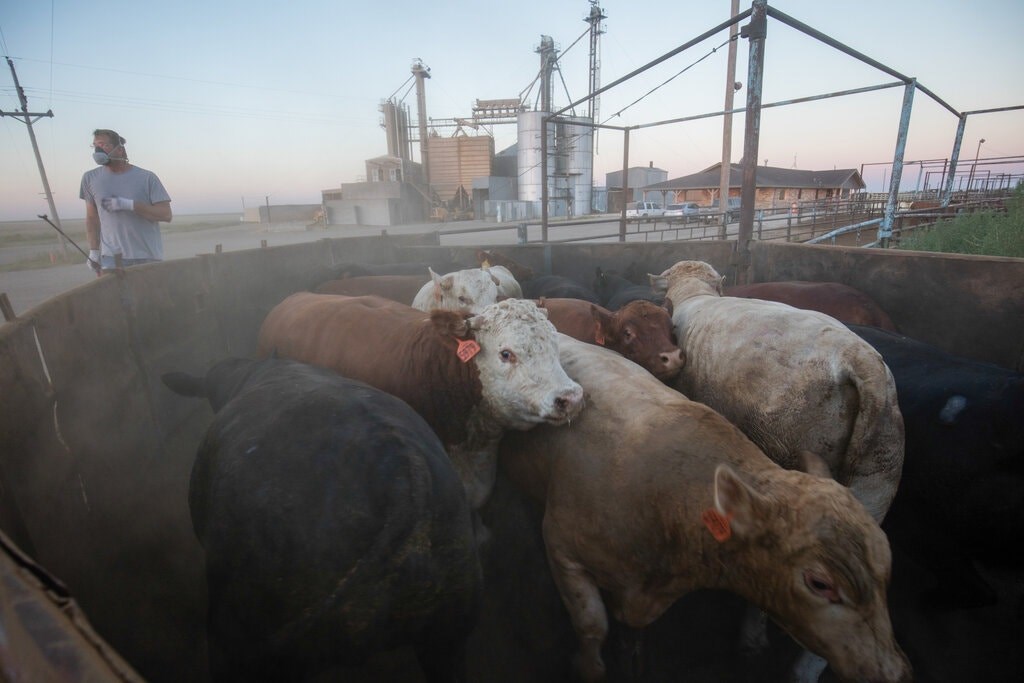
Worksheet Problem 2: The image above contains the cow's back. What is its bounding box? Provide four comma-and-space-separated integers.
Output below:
672, 295, 904, 521
190, 363, 480, 681
851, 324, 1024, 565
257, 293, 479, 447
726, 281, 898, 331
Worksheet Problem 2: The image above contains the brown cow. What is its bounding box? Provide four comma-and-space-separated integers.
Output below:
314, 274, 427, 305
256, 293, 584, 512
477, 249, 536, 283
500, 338, 911, 683
536, 297, 684, 382
725, 280, 899, 331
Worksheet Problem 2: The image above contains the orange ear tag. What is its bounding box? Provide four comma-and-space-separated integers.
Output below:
456, 339, 481, 363
701, 508, 733, 542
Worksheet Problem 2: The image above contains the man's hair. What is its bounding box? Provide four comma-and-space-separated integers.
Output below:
93, 129, 126, 147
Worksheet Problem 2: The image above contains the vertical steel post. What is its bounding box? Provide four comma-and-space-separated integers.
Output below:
737, 0, 767, 276
941, 116, 966, 207
620, 128, 630, 242
541, 115, 549, 242
878, 80, 916, 246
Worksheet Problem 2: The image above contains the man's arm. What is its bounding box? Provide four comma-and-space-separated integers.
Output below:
85, 200, 101, 250
134, 200, 172, 223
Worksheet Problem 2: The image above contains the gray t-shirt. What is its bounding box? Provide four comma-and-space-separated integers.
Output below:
80, 165, 171, 260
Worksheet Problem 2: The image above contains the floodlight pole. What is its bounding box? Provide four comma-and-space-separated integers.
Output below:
2, 57, 67, 256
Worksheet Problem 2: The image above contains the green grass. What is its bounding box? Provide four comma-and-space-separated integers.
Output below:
897, 187, 1024, 258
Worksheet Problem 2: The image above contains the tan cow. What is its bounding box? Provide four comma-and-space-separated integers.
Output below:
500, 338, 911, 683
650, 260, 904, 523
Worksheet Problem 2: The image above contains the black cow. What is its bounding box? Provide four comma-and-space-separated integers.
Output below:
520, 274, 601, 304
592, 266, 664, 310
848, 324, 1024, 609
162, 358, 481, 682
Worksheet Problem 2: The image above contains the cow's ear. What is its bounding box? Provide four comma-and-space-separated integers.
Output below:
709, 464, 766, 540
716, 276, 725, 295
489, 271, 501, 287
797, 450, 832, 479
649, 274, 668, 295
431, 309, 471, 338
590, 304, 612, 345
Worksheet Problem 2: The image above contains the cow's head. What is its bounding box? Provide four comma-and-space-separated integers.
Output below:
460, 299, 584, 429
709, 464, 911, 683
650, 260, 725, 301
426, 267, 501, 313
591, 300, 684, 382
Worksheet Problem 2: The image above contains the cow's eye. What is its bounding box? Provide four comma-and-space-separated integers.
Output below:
623, 328, 633, 340
499, 349, 517, 363
803, 569, 841, 604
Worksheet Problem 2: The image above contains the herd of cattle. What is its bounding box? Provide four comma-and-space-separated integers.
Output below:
162, 250, 1024, 682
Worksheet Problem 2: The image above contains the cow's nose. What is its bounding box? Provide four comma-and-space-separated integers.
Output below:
660, 348, 686, 372
553, 385, 584, 417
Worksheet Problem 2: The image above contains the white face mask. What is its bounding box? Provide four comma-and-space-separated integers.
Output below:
92, 141, 123, 165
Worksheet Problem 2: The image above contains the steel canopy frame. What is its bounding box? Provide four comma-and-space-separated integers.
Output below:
536, 0, 1023, 261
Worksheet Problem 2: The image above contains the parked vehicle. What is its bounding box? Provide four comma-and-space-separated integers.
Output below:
664, 202, 700, 219
708, 197, 741, 221
625, 201, 665, 219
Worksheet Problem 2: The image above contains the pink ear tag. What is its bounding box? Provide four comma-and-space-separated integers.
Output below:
701, 508, 733, 542
456, 339, 481, 363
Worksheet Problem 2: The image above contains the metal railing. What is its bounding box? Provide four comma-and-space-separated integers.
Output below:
430, 190, 1013, 248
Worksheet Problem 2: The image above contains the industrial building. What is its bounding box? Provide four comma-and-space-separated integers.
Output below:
320, 5, 608, 227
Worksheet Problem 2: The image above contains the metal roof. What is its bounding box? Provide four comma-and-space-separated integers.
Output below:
643, 163, 865, 191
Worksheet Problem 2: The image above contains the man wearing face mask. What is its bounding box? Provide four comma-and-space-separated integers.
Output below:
79, 128, 172, 274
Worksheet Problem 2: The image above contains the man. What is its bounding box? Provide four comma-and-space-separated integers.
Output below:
80, 129, 172, 273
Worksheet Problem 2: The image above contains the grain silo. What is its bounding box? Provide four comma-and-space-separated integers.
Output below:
426, 134, 494, 207
517, 110, 554, 203
557, 116, 594, 216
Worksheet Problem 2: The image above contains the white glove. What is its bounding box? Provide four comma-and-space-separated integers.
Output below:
101, 196, 134, 212
87, 249, 102, 273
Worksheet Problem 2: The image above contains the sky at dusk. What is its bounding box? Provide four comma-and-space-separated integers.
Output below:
2, 0, 1022, 221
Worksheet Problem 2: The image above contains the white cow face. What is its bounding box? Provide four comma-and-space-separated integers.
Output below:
654, 260, 725, 298
413, 267, 502, 313
466, 299, 584, 429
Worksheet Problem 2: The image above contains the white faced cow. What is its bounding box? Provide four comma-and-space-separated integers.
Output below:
256, 293, 583, 513
412, 267, 504, 313
499, 337, 911, 683
649, 260, 905, 524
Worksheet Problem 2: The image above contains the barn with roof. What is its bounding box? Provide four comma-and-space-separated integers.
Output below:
641, 162, 866, 209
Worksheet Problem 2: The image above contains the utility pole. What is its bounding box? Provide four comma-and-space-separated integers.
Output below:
718, 0, 740, 240
1, 57, 68, 256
